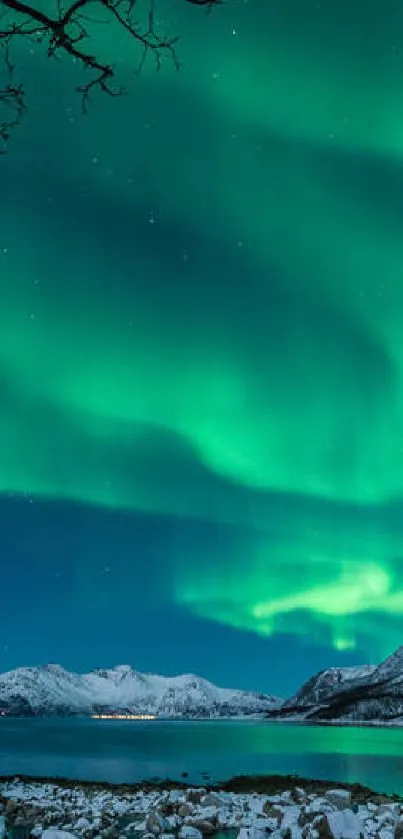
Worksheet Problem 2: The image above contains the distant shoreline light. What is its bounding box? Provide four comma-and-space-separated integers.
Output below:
91, 713, 157, 720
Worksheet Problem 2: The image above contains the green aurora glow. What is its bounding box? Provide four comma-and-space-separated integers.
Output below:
2, 0, 403, 664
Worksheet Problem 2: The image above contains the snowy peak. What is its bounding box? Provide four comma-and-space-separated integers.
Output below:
283, 663, 377, 709
370, 646, 403, 684
91, 665, 140, 683
0, 664, 281, 718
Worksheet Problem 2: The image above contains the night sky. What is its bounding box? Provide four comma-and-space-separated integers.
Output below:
1, 0, 403, 696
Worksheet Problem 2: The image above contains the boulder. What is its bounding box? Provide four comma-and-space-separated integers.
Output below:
325, 791, 352, 812
316, 811, 363, 839
200, 795, 221, 808
145, 813, 168, 836
178, 806, 194, 818
377, 812, 399, 829
282, 807, 301, 829
200, 807, 217, 822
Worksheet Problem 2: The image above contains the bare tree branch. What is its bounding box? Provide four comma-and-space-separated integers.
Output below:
0, 0, 221, 151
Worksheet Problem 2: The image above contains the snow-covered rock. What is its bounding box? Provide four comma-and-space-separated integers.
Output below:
146, 812, 169, 835
75, 818, 91, 830
282, 806, 302, 828
323, 810, 364, 839
0, 777, 400, 839
308, 797, 334, 815
0, 664, 281, 718
325, 790, 352, 810
200, 794, 221, 808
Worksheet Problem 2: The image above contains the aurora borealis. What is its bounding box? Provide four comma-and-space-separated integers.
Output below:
1, 0, 403, 693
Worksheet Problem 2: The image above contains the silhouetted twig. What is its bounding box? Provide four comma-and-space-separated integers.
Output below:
0, 0, 221, 151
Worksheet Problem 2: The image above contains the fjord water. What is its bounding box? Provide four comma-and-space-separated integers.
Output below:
1, 719, 403, 795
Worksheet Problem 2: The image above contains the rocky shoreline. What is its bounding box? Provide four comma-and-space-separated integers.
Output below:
0, 776, 402, 839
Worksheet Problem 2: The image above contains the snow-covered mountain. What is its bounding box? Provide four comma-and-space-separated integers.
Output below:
282, 663, 377, 708
0, 664, 281, 718
267, 646, 403, 724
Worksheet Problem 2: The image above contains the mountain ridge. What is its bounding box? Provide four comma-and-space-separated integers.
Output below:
267, 645, 403, 725
0, 663, 281, 718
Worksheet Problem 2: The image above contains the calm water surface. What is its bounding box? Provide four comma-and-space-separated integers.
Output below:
1, 719, 403, 795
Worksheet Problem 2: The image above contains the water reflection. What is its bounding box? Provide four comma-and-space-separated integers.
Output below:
1, 719, 403, 795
